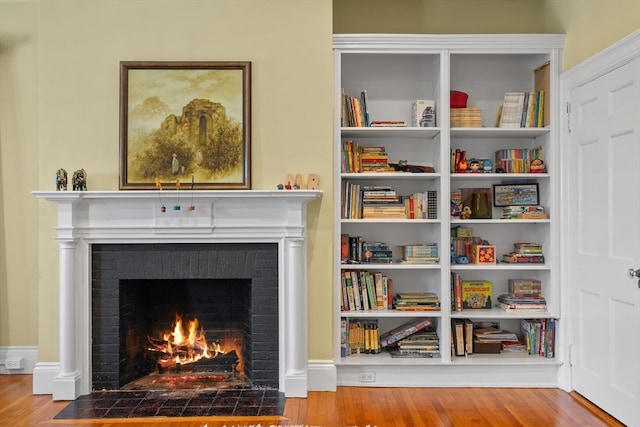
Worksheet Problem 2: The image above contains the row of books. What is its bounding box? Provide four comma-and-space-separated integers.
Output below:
452, 275, 548, 312
451, 274, 493, 311
522, 318, 555, 357
341, 319, 381, 356
341, 317, 440, 358
495, 146, 544, 173
341, 235, 393, 264
498, 90, 545, 128
453, 320, 520, 355
341, 183, 438, 220
340, 89, 370, 127
341, 236, 441, 265
340, 270, 393, 312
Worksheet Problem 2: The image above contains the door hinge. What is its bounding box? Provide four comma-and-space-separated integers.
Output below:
566, 102, 572, 133
568, 344, 573, 367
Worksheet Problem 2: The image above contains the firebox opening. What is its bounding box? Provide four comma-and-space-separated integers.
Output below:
120, 278, 251, 391
91, 243, 280, 393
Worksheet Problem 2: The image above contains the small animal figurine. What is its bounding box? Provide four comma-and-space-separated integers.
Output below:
72, 169, 87, 191
55, 168, 68, 191
461, 206, 472, 219
457, 255, 470, 264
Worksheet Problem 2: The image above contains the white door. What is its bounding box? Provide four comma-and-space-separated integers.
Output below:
568, 54, 640, 427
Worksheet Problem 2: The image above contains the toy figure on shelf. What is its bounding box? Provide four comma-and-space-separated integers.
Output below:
55, 168, 67, 191
530, 158, 546, 173
72, 169, 87, 191
469, 159, 482, 173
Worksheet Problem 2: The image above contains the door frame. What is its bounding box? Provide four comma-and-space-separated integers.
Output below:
559, 29, 640, 392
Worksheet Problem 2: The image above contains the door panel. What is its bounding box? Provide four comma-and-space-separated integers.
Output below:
569, 57, 640, 427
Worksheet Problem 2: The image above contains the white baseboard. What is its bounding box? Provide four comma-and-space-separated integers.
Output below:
307, 360, 337, 391
32, 362, 59, 395
0, 346, 38, 375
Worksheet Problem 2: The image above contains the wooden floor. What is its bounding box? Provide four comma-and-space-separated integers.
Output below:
0, 375, 625, 427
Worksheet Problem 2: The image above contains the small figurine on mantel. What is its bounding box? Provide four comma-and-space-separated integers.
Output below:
55, 168, 68, 191
72, 169, 87, 191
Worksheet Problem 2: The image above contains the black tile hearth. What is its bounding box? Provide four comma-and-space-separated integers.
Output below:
53, 388, 285, 420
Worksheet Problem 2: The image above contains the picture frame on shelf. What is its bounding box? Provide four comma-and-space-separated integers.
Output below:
119, 61, 251, 190
493, 183, 539, 207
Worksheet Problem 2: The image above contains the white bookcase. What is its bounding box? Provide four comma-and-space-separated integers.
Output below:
333, 34, 566, 387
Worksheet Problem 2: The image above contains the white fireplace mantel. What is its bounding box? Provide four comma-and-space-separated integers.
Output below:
33, 190, 322, 400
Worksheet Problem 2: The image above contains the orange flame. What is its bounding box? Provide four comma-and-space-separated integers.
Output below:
148, 314, 227, 369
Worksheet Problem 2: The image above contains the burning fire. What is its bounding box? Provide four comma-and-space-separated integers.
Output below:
148, 314, 225, 368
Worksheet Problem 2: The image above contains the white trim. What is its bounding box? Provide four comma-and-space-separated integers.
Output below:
0, 346, 38, 375
559, 29, 640, 392
307, 361, 337, 391
33, 362, 59, 395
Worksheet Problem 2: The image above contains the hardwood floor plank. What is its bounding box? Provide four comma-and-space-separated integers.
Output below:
0, 375, 626, 427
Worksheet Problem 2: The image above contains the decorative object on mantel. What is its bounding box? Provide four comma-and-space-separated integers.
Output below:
72, 169, 87, 191
119, 61, 251, 190
279, 173, 320, 190
55, 168, 68, 191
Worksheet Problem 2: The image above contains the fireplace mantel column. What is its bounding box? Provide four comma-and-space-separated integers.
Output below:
52, 238, 81, 400
284, 237, 308, 397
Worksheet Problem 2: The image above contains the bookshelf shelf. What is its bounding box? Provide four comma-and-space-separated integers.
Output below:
341, 263, 441, 270
341, 127, 441, 139
450, 127, 550, 138
450, 264, 551, 271
450, 308, 553, 319
341, 172, 441, 180
334, 33, 564, 387
341, 310, 442, 318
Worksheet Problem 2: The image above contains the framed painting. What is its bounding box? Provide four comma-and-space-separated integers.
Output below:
119, 61, 251, 190
493, 183, 539, 207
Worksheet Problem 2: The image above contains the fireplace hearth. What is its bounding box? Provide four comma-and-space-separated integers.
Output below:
33, 190, 321, 400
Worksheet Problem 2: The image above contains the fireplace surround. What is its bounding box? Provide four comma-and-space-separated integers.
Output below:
33, 190, 321, 400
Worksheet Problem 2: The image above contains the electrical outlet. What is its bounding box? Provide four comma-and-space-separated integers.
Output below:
358, 372, 376, 383
5, 359, 24, 370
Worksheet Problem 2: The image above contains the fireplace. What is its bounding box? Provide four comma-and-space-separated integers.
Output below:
33, 190, 321, 400
92, 243, 279, 391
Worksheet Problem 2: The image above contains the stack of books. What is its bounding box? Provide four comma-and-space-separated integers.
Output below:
390, 328, 440, 358
503, 242, 544, 263
473, 326, 520, 354
360, 146, 394, 172
393, 292, 441, 311
370, 120, 406, 127
379, 318, 433, 348
400, 244, 439, 264
362, 186, 406, 219
502, 205, 547, 219
498, 91, 545, 128
496, 279, 547, 312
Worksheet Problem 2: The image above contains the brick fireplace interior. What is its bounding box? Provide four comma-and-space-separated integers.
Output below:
91, 243, 279, 392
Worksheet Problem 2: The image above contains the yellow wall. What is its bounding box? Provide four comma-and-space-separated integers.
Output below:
540, 0, 639, 69
0, 0, 638, 375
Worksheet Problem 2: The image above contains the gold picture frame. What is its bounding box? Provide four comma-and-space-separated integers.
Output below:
119, 61, 251, 190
